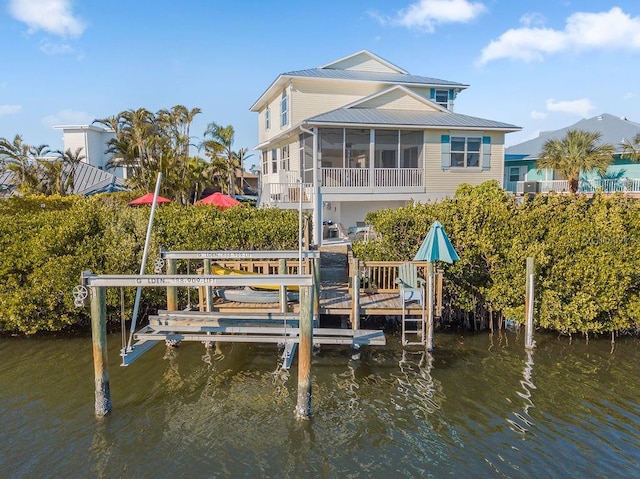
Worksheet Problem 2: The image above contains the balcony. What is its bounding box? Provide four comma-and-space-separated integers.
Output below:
260, 182, 314, 207
506, 178, 640, 195
321, 167, 424, 193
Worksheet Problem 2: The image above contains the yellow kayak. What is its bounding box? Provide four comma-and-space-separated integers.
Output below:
211, 263, 300, 291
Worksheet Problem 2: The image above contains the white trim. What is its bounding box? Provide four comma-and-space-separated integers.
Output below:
319, 50, 409, 74
342, 85, 448, 112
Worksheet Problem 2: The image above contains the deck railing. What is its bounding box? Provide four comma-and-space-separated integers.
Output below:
321, 167, 423, 188
509, 178, 640, 195
349, 259, 430, 293
261, 182, 314, 204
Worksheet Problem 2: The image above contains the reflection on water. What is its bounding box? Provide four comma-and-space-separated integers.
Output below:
2, 333, 640, 478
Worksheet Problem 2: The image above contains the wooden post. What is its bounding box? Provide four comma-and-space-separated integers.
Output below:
525, 257, 536, 349
313, 255, 321, 315
166, 258, 177, 311
203, 259, 213, 312
426, 262, 435, 352
351, 258, 360, 331
279, 259, 287, 313
295, 285, 314, 419
91, 286, 111, 416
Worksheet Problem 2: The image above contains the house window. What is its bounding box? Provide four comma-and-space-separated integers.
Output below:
509, 166, 523, 182
271, 149, 278, 173
262, 150, 268, 175
265, 108, 270, 130
434, 89, 449, 109
451, 136, 481, 168
281, 145, 289, 170
280, 90, 288, 127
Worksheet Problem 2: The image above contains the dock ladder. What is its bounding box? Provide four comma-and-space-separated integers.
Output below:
396, 262, 426, 346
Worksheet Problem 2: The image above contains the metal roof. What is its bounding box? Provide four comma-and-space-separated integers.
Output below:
284, 68, 467, 88
506, 113, 640, 159
306, 108, 520, 131
0, 161, 127, 197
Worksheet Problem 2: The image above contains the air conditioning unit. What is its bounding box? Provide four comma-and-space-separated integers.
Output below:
523, 181, 540, 194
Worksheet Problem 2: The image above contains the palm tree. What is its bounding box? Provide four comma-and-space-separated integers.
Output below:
201, 123, 238, 196
536, 129, 614, 194
0, 135, 49, 194
621, 133, 640, 163
55, 147, 86, 194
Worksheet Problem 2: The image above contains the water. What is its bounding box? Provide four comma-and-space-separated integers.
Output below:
1, 331, 639, 478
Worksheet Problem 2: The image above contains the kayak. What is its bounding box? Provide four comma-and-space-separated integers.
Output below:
211, 263, 300, 291
214, 287, 299, 303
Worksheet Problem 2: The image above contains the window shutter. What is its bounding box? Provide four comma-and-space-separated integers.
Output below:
430, 89, 435, 100
448, 90, 455, 101
482, 136, 491, 170
441, 134, 450, 169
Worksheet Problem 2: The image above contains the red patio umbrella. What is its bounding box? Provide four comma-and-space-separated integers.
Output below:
195, 192, 240, 209
128, 192, 172, 206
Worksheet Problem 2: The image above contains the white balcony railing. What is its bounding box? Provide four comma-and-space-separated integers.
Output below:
321, 167, 423, 188
322, 168, 370, 188
261, 182, 314, 205
509, 178, 640, 194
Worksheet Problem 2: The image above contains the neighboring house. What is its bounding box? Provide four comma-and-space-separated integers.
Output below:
505, 113, 640, 194
53, 124, 123, 177
250, 50, 520, 245
0, 161, 127, 198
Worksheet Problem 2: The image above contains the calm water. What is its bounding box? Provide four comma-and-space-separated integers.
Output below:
1, 330, 639, 478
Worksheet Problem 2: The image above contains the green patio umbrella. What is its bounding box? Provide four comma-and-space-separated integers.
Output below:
414, 221, 460, 263
413, 220, 459, 351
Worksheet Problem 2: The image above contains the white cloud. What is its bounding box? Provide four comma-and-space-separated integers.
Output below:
623, 92, 637, 100
545, 98, 595, 117
41, 109, 94, 127
9, 0, 86, 37
530, 110, 547, 120
39, 39, 74, 55
478, 7, 640, 64
0, 105, 22, 116
388, 0, 487, 32
519, 12, 546, 28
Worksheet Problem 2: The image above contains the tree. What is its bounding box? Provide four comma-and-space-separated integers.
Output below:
536, 129, 614, 194
621, 132, 640, 163
0, 135, 48, 194
201, 123, 239, 196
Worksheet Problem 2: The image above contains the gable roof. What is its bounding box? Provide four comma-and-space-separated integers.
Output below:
250, 50, 468, 112
345, 85, 447, 112
320, 50, 408, 74
506, 113, 640, 159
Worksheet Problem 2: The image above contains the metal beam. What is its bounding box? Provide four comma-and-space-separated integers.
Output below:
159, 250, 320, 260
81, 272, 313, 288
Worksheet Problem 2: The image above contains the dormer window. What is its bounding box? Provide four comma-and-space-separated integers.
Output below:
265, 107, 270, 130
434, 89, 449, 109
281, 90, 288, 127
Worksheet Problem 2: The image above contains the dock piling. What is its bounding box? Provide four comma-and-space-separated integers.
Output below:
166, 258, 177, 311
426, 262, 434, 352
295, 285, 314, 419
351, 258, 360, 331
90, 286, 112, 416
525, 257, 535, 349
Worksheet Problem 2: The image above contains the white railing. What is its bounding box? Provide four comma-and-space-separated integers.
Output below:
261, 182, 314, 204
511, 178, 640, 194
321, 167, 424, 188
322, 168, 370, 188
374, 168, 423, 187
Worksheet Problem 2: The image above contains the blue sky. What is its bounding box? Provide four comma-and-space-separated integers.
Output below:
1, 0, 640, 169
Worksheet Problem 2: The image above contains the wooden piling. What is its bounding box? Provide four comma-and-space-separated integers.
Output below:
279, 259, 287, 313
166, 258, 177, 311
203, 259, 213, 312
90, 286, 111, 416
426, 262, 435, 352
351, 258, 360, 331
313, 255, 321, 315
525, 257, 535, 349
295, 284, 314, 419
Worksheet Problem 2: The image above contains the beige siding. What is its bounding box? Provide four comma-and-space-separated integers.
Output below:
291, 79, 383, 125
257, 84, 292, 145
355, 90, 439, 111
424, 131, 505, 194
327, 53, 399, 73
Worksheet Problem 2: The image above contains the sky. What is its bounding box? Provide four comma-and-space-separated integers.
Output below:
1, 0, 640, 169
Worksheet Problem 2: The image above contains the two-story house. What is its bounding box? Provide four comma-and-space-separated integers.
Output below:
250, 50, 520, 245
